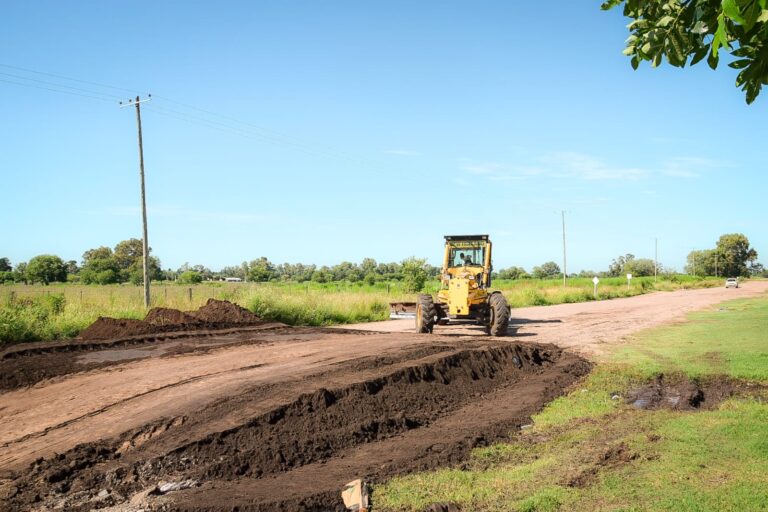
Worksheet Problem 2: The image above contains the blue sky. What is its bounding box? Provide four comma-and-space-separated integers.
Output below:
1, 1, 765, 272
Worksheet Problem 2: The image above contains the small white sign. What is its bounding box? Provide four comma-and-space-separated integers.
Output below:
592, 276, 600, 285
626, 273, 633, 280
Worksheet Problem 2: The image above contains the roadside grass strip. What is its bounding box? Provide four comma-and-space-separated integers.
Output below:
0, 276, 721, 344
375, 296, 768, 511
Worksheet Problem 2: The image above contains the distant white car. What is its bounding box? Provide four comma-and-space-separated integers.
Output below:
725, 278, 739, 288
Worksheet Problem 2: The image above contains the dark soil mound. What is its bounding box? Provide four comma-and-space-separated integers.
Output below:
144, 307, 201, 327
77, 301, 265, 341
78, 318, 155, 341
191, 299, 262, 324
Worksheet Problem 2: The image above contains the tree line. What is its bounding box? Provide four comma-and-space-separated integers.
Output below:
1, 233, 762, 287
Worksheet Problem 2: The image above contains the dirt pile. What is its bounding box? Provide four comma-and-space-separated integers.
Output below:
144, 307, 201, 326
192, 298, 263, 324
79, 299, 267, 341
78, 318, 156, 341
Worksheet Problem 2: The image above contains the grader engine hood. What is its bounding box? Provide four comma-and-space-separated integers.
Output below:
447, 277, 471, 315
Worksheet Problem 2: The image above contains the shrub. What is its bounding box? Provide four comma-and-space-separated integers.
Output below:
178, 271, 203, 284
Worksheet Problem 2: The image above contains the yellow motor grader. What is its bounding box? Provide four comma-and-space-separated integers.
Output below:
415, 235, 510, 336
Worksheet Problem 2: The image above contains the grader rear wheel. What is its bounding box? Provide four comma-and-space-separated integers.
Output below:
415, 294, 437, 333
487, 292, 510, 336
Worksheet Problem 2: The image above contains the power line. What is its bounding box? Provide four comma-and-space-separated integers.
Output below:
0, 62, 140, 95
0, 77, 115, 103
0, 62, 381, 168
151, 94, 359, 161
0, 71, 120, 101
143, 103, 368, 164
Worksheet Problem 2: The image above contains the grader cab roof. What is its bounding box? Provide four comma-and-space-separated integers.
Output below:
444, 235, 489, 242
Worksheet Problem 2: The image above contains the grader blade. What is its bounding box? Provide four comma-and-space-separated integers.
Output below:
389, 302, 417, 318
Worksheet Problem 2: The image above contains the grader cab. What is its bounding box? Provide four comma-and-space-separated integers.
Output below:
415, 235, 510, 336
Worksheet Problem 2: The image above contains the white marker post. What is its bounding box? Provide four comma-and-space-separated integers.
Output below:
627, 273, 633, 289
592, 276, 600, 299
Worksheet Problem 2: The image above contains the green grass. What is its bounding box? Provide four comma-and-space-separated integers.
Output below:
0, 275, 720, 344
374, 295, 768, 512
0, 281, 410, 344
611, 297, 768, 381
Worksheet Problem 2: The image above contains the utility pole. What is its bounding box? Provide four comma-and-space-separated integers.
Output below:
120, 94, 152, 308
654, 238, 658, 282
561, 210, 567, 288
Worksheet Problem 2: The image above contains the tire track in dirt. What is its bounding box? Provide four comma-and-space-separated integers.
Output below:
0, 363, 265, 450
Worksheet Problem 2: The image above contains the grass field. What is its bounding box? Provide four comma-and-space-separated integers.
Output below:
375, 296, 768, 511
0, 275, 719, 344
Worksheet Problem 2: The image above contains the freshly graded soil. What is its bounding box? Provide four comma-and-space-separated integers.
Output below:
1, 342, 591, 511
0, 324, 288, 392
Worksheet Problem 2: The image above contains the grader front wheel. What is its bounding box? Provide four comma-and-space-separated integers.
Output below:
415, 294, 436, 333
487, 292, 510, 336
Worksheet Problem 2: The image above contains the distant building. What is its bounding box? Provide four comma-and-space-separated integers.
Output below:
224, 277, 243, 282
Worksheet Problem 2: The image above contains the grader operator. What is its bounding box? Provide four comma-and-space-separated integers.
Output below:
415, 235, 510, 336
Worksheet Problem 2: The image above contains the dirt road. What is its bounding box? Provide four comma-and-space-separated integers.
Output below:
0, 282, 764, 510
344, 280, 768, 356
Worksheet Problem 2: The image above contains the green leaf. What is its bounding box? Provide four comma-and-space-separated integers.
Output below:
740, 2, 761, 30
712, 13, 731, 57
622, 46, 636, 56
691, 20, 710, 34
745, 82, 761, 104
758, 9, 768, 22
690, 46, 709, 65
668, 27, 687, 66
729, 58, 752, 69
708, 47, 720, 69
722, 0, 746, 24
631, 55, 640, 70
600, 0, 622, 10
658, 15, 675, 27
732, 46, 756, 57
736, 69, 748, 86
